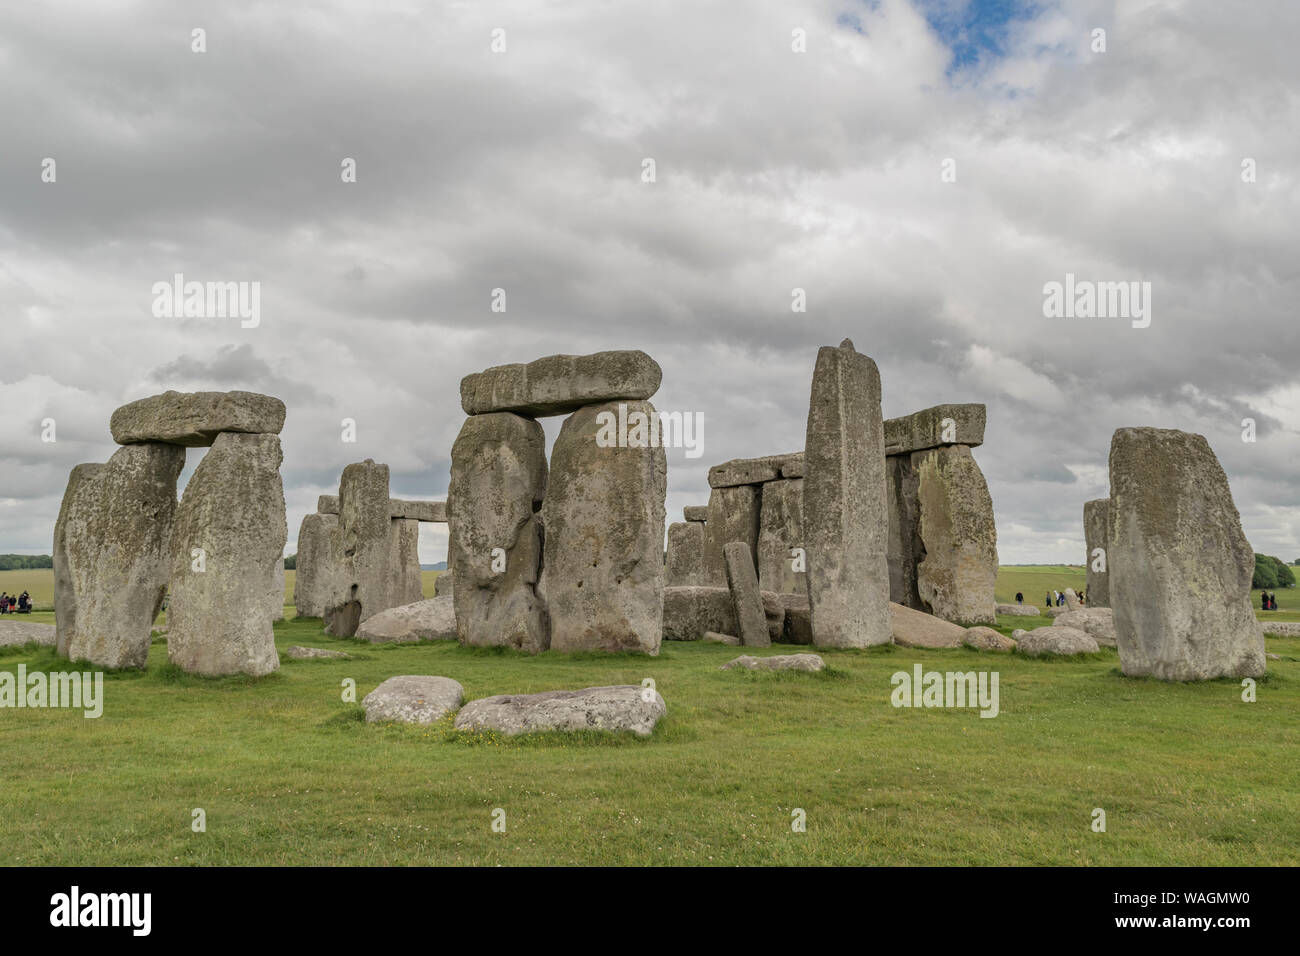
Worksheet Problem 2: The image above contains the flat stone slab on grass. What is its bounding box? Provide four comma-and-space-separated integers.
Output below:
1261, 622, 1300, 638
355, 596, 458, 643
0, 620, 57, 647
890, 601, 966, 648
1052, 608, 1117, 647
1016, 626, 1099, 656
453, 685, 667, 737
362, 676, 464, 724
110, 390, 285, 446
963, 626, 1016, 651
995, 604, 1040, 616
702, 631, 740, 645
285, 645, 350, 660
721, 653, 825, 672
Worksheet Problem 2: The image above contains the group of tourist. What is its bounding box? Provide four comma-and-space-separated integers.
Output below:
0, 591, 31, 613
1012, 589, 1087, 607
1261, 591, 1282, 611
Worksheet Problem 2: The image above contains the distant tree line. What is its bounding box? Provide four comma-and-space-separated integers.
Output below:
284, 554, 296, 570
0, 554, 53, 570
1253, 554, 1296, 589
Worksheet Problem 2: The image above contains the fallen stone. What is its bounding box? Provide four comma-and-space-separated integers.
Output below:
460, 350, 662, 417
110, 390, 285, 446
883, 403, 986, 456
167, 432, 286, 677
912, 445, 997, 626
55, 444, 185, 669
542, 401, 665, 654
708, 452, 804, 488
448, 414, 549, 653
0, 620, 57, 647
995, 603, 1040, 616
702, 631, 740, 645
890, 601, 967, 649
454, 685, 666, 737
1261, 622, 1300, 638
721, 653, 825, 672
1109, 427, 1264, 680
1016, 626, 1099, 656
1083, 498, 1111, 607
1045, 606, 1068, 618
362, 676, 464, 724
285, 645, 350, 660
702, 484, 760, 587
1053, 607, 1117, 647
803, 339, 891, 648
724, 541, 770, 647
356, 596, 458, 643
683, 505, 709, 522
963, 626, 1016, 652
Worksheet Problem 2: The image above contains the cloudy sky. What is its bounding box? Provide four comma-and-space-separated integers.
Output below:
3, 0, 1297, 565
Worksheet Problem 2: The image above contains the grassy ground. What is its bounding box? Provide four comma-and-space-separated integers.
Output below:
1, 613, 1297, 865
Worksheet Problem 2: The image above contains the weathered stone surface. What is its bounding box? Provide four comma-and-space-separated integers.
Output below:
323, 459, 392, 637
803, 340, 891, 648
721, 653, 825, 672
913, 445, 997, 626
363, 676, 463, 724
1063, 587, 1081, 612
1045, 606, 1069, 618
448, 413, 548, 653
757, 478, 806, 596
389, 499, 446, 522
885, 454, 924, 608
683, 505, 709, 522
454, 685, 667, 737
665, 521, 704, 587
460, 350, 662, 417
702, 631, 740, 645
1016, 626, 1099, 656
387, 518, 424, 609
1083, 498, 1111, 607
268, 558, 286, 622
761, 591, 787, 644
708, 452, 805, 488
702, 485, 760, 587
889, 601, 966, 649
995, 603, 1040, 616
54, 445, 185, 668
724, 541, 770, 647
663, 586, 736, 641
294, 513, 341, 618
434, 571, 454, 597
883, 403, 985, 456
0, 620, 57, 647
1262, 622, 1300, 638
110, 390, 285, 446
1109, 427, 1264, 680
782, 593, 813, 644
1053, 608, 1117, 647
963, 626, 1016, 652
355, 596, 458, 643
317, 494, 340, 514
284, 645, 350, 659
542, 401, 666, 655
167, 433, 286, 676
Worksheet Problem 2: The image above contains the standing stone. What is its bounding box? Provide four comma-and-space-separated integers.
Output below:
1083, 498, 1110, 607
1108, 427, 1264, 680
702, 484, 760, 587
387, 517, 424, 608
324, 459, 392, 636
885, 454, 924, 609
1063, 587, 1080, 611
110, 390, 286, 446
665, 521, 704, 587
541, 400, 666, 654
912, 445, 998, 626
168, 433, 286, 677
723, 542, 770, 647
53, 444, 186, 668
802, 339, 891, 648
268, 558, 286, 622
460, 350, 662, 417
448, 413, 548, 653
293, 513, 341, 618
756, 478, 805, 595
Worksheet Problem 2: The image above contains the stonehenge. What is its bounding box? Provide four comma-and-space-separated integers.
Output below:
1105, 427, 1265, 680
1083, 498, 1110, 607
54, 389, 287, 675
